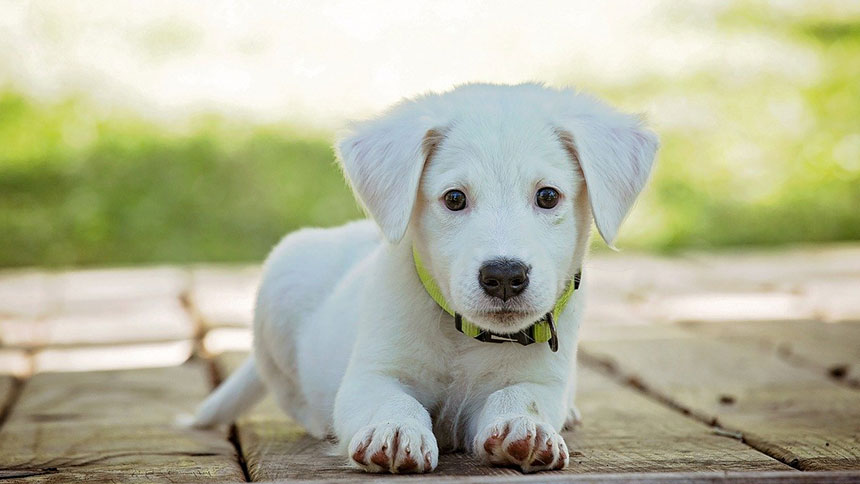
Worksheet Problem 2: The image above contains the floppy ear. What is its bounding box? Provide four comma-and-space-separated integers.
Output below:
336, 104, 441, 243
556, 106, 658, 247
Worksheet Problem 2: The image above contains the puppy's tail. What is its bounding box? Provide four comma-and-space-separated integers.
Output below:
191, 355, 266, 428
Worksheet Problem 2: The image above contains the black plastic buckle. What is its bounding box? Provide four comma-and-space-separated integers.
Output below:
545, 312, 559, 352
456, 313, 537, 345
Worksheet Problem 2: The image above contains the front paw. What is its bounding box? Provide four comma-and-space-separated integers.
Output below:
348, 420, 438, 473
475, 416, 569, 472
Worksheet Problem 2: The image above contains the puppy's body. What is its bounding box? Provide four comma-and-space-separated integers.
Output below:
194, 83, 657, 473
251, 219, 585, 442
254, 220, 380, 437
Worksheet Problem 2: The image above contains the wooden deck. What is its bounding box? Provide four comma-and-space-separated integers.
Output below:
1, 245, 859, 483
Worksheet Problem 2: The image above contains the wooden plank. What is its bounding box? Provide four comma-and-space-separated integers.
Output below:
217, 351, 787, 481
217, 353, 515, 482
31, 340, 194, 373
582, 251, 799, 326
681, 245, 860, 288
0, 270, 54, 319
269, 470, 860, 483
0, 375, 13, 405
0, 362, 246, 483
0, 299, 194, 348
0, 347, 31, 377
802, 279, 860, 322
580, 325, 860, 471
583, 245, 860, 327
678, 320, 860, 387
0, 374, 18, 423
202, 327, 253, 355
0, 266, 190, 318
567, 364, 788, 474
0, 267, 194, 350
52, 266, 191, 311
190, 266, 260, 329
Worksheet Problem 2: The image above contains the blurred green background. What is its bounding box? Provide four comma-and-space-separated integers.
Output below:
1, 2, 859, 268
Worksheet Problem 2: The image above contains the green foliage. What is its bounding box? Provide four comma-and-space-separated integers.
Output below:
0, 94, 361, 266
602, 6, 860, 251
1, 5, 859, 266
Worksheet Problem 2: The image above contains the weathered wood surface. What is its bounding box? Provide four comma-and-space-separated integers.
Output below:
0, 363, 246, 483
217, 351, 788, 481
190, 265, 260, 330
0, 348, 30, 377
0, 267, 190, 319
184, 246, 860, 335
582, 245, 860, 326
0, 266, 195, 376
30, 339, 195, 374
0, 271, 54, 320
0, 299, 193, 348
678, 320, 860, 388
0, 245, 859, 483
0, 267, 192, 353
268, 470, 860, 483
218, 351, 529, 480
0, 374, 17, 417
567, 364, 789, 474
580, 325, 860, 471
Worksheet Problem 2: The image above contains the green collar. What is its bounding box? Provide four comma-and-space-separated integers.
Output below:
412, 247, 580, 352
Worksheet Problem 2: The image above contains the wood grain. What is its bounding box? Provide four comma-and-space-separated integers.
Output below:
580, 325, 860, 471
0, 362, 246, 483
0, 374, 18, 422
218, 353, 516, 482
217, 351, 788, 481
267, 470, 860, 483
566, 364, 789, 474
678, 320, 860, 387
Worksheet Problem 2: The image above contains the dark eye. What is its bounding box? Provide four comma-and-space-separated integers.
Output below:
536, 187, 559, 209
443, 189, 467, 211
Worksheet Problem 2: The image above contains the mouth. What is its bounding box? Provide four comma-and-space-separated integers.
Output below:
483, 309, 531, 317
471, 306, 544, 329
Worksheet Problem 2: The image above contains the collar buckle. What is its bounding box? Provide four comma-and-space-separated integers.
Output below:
455, 312, 559, 352
415, 246, 578, 353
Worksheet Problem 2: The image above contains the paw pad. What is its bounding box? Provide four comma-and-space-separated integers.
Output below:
347, 421, 438, 474
477, 417, 570, 472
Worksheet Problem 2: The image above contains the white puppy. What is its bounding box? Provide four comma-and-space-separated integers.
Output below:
193, 83, 658, 473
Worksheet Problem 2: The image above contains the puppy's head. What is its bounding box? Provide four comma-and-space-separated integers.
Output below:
337, 84, 657, 334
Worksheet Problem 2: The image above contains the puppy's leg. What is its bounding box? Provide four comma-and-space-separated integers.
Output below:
471, 383, 570, 473
335, 374, 438, 474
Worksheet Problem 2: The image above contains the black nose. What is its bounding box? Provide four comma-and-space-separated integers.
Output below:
478, 259, 530, 301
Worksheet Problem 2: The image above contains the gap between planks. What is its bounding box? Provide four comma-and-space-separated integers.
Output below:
264, 470, 860, 484
675, 320, 860, 390
216, 350, 792, 481
182, 284, 252, 482
207, 357, 252, 483
578, 322, 860, 472
0, 363, 247, 483
0, 375, 24, 431
578, 345, 809, 470
577, 349, 781, 466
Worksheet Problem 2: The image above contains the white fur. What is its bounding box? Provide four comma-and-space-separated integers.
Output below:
193, 83, 658, 473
